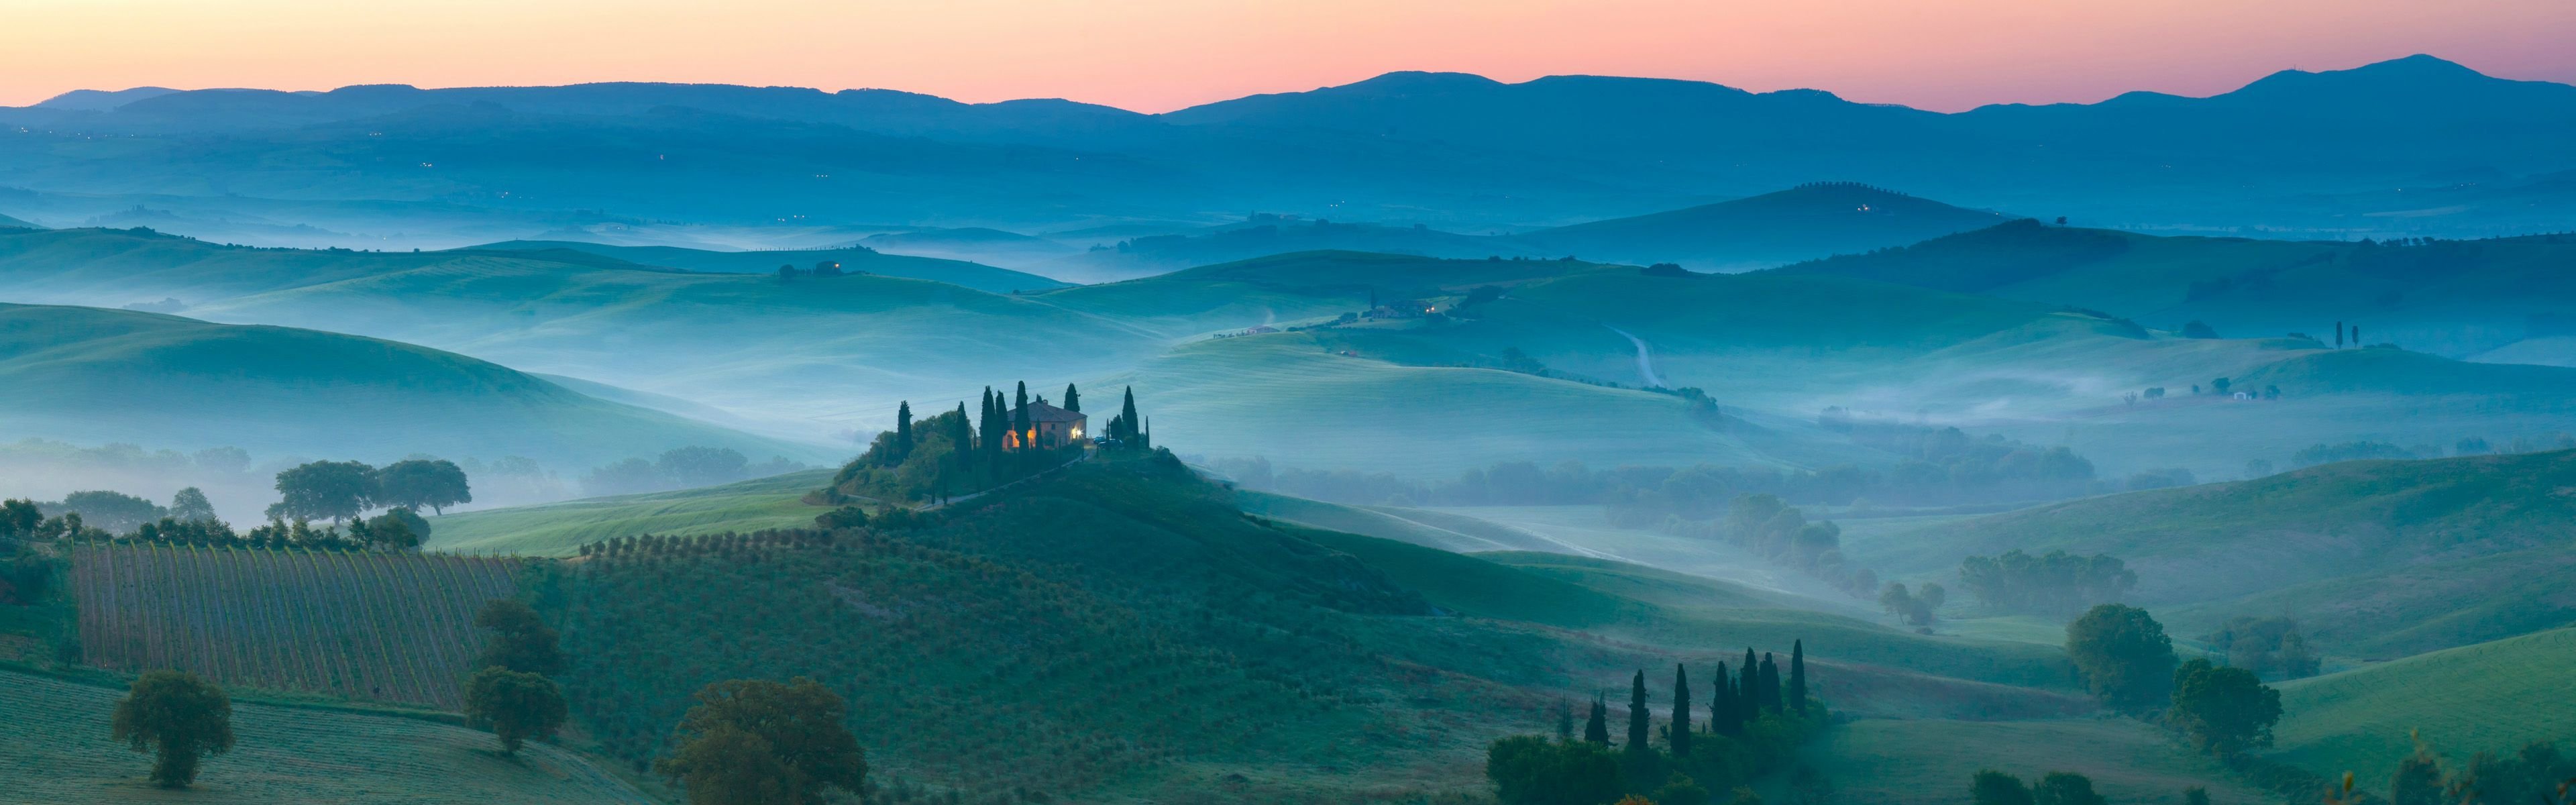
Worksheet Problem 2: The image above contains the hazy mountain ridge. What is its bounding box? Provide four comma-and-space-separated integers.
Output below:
6, 55, 2573, 241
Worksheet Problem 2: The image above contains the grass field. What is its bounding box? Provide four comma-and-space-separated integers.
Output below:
0, 668, 647, 804
427, 470, 835, 556
68, 543, 523, 708
1797, 718, 2269, 805
2267, 627, 2576, 788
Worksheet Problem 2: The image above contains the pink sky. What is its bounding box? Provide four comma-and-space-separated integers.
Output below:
3, 0, 2573, 111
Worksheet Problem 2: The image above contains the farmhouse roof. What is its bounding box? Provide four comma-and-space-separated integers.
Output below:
1022, 401, 1086, 423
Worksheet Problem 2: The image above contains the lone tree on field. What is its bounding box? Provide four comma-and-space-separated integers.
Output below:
111, 669, 235, 788
2065, 604, 2178, 711
464, 667, 568, 754
376, 458, 472, 515
2167, 658, 2282, 756
657, 678, 866, 805
474, 599, 566, 676
1789, 640, 1808, 714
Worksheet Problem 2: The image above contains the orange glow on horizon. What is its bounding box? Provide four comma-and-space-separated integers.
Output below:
1, 1, 2571, 112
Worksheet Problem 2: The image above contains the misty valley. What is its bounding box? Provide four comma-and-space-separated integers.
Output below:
3, 46, 2575, 805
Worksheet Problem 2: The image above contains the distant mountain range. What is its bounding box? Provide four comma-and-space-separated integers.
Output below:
2, 55, 2572, 246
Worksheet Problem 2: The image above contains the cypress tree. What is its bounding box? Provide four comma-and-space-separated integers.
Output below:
1016, 382, 1030, 415
894, 401, 914, 462
1789, 639, 1808, 714
1012, 391, 1034, 465
1120, 386, 1140, 442
1739, 648, 1759, 720
1625, 670, 1650, 751
1711, 661, 1736, 736
1670, 664, 1693, 757
1063, 384, 1081, 413
1583, 692, 1610, 745
1760, 653, 1782, 713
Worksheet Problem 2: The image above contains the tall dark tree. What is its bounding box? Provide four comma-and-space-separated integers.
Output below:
1711, 661, 1738, 736
376, 458, 472, 515
1062, 384, 1081, 413
464, 667, 568, 754
1789, 639, 1808, 714
1669, 664, 1693, 757
1120, 386, 1141, 441
111, 670, 235, 788
473, 598, 566, 676
1012, 387, 1034, 466
655, 678, 866, 805
893, 402, 914, 462
1759, 653, 1782, 713
2167, 658, 2282, 756
1738, 649, 1760, 720
1582, 692, 1610, 745
2065, 604, 2178, 710
1625, 669, 1650, 751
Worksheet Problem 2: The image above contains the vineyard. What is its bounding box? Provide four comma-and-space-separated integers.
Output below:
68, 543, 523, 708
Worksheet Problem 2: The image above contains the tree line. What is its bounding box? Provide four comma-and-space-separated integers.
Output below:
582, 446, 810, 497
1487, 641, 1829, 805
1, 455, 475, 552
1957, 549, 2137, 616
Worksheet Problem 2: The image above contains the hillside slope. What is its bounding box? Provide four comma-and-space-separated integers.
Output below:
468, 239, 1073, 294
1776, 221, 2576, 362
1865, 450, 2576, 652
1518, 183, 2011, 271
0, 303, 824, 469
0, 669, 647, 804
2269, 627, 2576, 788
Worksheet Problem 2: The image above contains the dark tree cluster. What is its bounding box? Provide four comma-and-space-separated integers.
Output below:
2201, 616, 2320, 681
830, 383, 1137, 506
462, 598, 570, 755
1959, 549, 2137, 616
111, 669, 235, 788
2065, 604, 2178, 712
1490, 642, 1825, 805
658, 678, 868, 805
1970, 769, 2107, 805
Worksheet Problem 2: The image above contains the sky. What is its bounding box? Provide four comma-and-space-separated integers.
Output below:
3, 0, 2573, 111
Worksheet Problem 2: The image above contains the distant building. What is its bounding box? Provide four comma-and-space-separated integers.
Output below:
1005, 402, 1087, 449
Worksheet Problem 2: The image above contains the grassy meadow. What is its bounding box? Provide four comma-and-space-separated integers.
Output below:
0, 669, 648, 804
2268, 627, 2576, 788
427, 470, 835, 556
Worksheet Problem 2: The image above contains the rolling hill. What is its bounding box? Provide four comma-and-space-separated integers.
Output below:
0, 303, 826, 471
1515, 182, 2012, 271
1852, 449, 2576, 654
465, 239, 1073, 294
2268, 627, 2576, 788
402, 454, 2079, 801
1774, 221, 2576, 362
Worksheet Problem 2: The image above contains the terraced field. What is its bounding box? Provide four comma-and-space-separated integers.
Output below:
69, 543, 523, 708
0, 669, 647, 804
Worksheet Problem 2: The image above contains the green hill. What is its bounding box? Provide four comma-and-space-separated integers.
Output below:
2269, 627, 2576, 788
468, 239, 1073, 294
0, 668, 647, 804
1518, 182, 2012, 272
1775, 222, 2576, 362
0, 212, 41, 229
0, 303, 824, 470
1864, 449, 2576, 653
427, 470, 834, 555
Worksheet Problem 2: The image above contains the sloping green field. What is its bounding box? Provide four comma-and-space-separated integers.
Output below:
0, 669, 647, 804
427, 470, 835, 555
2269, 627, 2576, 788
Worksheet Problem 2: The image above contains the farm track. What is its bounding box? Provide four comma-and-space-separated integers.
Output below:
69, 543, 522, 709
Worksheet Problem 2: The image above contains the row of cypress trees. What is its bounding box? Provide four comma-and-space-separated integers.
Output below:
1579, 640, 1810, 753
